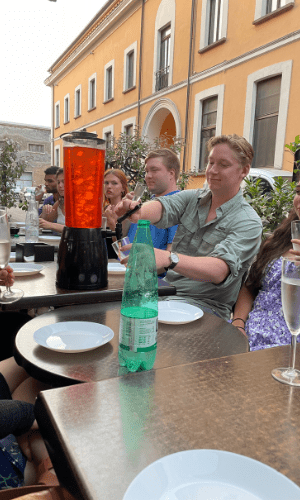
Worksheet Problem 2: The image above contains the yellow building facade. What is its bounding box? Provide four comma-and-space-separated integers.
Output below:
45, 0, 300, 188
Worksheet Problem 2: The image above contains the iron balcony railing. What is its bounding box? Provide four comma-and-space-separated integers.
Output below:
155, 66, 170, 92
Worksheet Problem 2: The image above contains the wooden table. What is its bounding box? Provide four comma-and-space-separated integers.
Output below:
35, 345, 300, 500
14, 301, 248, 386
2, 260, 175, 311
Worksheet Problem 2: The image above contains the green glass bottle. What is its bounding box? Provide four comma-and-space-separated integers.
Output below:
118, 220, 158, 372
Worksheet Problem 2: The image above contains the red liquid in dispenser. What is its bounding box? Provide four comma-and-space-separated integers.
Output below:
64, 146, 105, 228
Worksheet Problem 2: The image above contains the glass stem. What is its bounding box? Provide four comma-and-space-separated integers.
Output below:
289, 335, 297, 375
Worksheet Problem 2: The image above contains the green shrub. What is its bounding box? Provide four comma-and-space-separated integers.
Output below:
243, 176, 296, 236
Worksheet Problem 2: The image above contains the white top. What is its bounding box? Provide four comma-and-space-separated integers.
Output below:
57, 206, 65, 225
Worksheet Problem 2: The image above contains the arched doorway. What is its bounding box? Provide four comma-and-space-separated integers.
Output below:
142, 98, 181, 146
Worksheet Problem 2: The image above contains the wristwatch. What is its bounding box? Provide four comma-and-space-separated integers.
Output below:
164, 251, 179, 271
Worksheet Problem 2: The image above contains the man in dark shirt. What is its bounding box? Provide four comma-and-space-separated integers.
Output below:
36, 166, 59, 215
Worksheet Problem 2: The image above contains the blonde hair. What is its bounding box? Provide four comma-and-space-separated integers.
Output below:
207, 134, 254, 168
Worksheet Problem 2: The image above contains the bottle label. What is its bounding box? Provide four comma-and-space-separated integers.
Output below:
119, 314, 158, 352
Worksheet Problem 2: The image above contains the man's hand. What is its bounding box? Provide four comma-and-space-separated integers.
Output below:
115, 197, 142, 223
39, 218, 52, 230
0, 266, 14, 287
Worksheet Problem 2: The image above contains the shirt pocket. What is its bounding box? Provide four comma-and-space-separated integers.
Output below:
200, 226, 228, 256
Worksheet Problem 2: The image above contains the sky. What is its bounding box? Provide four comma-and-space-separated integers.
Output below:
1, 0, 107, 128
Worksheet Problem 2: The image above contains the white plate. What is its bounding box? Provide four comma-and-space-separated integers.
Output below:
108, 262, 126, 274
39, 235, 61, 243
10, 263, 44, 276
124, 449, 300, 500
34, 321, 114, 353
158, 301, 203, 324
15, 222, 26, 227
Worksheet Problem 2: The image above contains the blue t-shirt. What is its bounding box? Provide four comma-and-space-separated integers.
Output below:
127, 190, 180, 249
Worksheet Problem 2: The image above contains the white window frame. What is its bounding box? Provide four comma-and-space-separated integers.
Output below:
54, 145, 60, 167
55, 101, 60, 128
102, 125, 114, 148
122, 117, 136, 135
153, 0, 175, 93
64, 93, 70, 124
199, 0, 229, 51
74, 84, 81, 118
191, 85, 225, 172
254, 0, 294, 20
243, 60, 293, 170
104, 60, 114, 102
123, 42, 137, 92
88, 73, 97, 111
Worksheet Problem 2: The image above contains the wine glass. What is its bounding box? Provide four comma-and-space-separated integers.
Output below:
132, 182, 146, 202
0, 207, 24, 304
272, 256, 300, 386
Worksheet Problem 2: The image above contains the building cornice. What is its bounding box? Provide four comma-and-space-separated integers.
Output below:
45, 0, 141, 86
0, 121, 51, 131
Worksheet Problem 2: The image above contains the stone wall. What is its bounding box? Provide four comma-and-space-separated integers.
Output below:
0, 121, 51, 186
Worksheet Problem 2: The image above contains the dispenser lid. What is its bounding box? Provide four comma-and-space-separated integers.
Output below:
60, 129, 105, 147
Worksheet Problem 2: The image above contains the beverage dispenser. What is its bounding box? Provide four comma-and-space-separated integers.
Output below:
56, 130, 108, 290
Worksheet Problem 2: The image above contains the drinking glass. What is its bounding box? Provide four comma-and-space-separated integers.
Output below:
132, 182, 146, 202
112, 236, 130, 260
0, 207, 24, 304
272, 256, 300, 386
291, 221, 300, 251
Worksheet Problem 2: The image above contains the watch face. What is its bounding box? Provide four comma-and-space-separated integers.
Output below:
171, 252, 179, 264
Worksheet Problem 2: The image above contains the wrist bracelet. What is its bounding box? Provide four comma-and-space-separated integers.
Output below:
231, 318, 245, 325
237, 326, 246, 331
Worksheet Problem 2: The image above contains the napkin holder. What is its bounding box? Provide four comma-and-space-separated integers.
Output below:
16, 243, 55, 262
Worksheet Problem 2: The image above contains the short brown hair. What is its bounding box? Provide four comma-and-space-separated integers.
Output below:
145, 148, 180, 181
207, 134, 254, 168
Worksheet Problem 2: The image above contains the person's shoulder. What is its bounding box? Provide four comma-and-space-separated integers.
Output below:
43, 195, 54, 204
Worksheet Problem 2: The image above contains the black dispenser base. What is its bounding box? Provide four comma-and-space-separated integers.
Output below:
56, 227, 108, 290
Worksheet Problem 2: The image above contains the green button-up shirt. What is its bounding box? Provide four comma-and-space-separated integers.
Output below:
155, 188, 262, 319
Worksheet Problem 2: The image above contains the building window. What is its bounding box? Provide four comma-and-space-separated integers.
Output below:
106, 67, 112, 101
191, 85, 225, 172
266, 0, 282, 13
208, 0, 222, 45
64, 94, 70, 124
28, 144, 45, 153
155, 25, 171, 91
254, 0, 294, 20
122, 117, 136, 138
88, 74, 96, 110
102, 125, 114, 151
199, 97, 218, 171
199, 0, 229, 51
124, 42, 137, 92
153, 0, 175, 93
124, 124, 133, 136
105, 132, 112, 150
55, 102, 60, 128
243, 60, 293, 170
252, 76, 281, 168
104, 61, 114, 102
74, 85, 81, 117
127, 52, 134, 89
54, 146, 60, 167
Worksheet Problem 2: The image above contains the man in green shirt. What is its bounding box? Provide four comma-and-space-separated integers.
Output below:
116, 134, 262, 320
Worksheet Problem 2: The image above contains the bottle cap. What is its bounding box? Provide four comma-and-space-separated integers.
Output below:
137, 219, 150, 227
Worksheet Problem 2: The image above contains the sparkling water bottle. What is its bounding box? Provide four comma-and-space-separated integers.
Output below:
118, 219, 158, 372
25, 193, 39, 243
